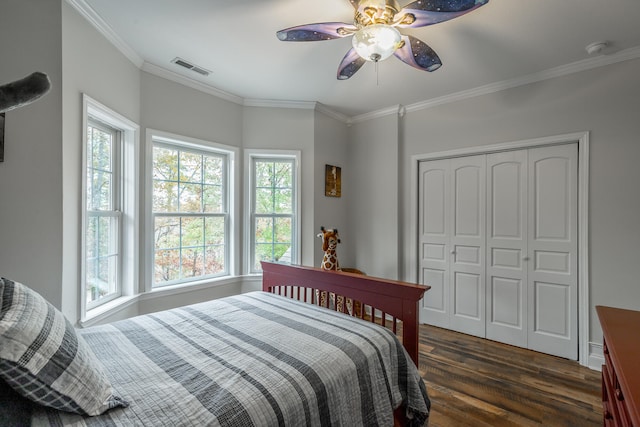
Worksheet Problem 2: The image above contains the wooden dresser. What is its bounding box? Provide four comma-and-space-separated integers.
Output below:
596, 306, 640, 426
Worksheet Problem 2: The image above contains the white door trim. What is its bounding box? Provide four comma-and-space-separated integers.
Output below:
410, 131, 590, 366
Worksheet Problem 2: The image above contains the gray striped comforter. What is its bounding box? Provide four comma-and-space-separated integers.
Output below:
32, 291, 430, 426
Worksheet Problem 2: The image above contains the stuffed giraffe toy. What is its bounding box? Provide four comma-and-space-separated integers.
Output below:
316, 226, 354, 313
318, 226, 340, 271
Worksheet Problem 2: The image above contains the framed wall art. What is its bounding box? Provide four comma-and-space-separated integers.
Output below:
325, 164, 341, 197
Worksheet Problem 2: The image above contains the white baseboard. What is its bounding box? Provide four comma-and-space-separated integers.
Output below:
588, 341, 604, 371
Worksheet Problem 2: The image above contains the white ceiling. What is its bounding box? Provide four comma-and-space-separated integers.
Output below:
75, 0, 640, 119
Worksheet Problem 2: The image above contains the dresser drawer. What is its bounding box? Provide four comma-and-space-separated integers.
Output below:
613, 381, 632, 427
603, 364, 621, 426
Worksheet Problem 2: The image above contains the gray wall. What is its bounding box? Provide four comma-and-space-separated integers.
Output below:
348, 112, 400, 278
0, 0, 63, 307
141, 73, 243, 147
313, 111, 350, 268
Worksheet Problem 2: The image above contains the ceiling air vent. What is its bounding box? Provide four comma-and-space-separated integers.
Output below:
171, 57, 211, 76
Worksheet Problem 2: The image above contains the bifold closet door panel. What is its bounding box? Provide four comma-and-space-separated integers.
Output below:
418, 158, 452, 329
527, 143, 578, 360
449, 155, 486, 338
485, 150, 528, 348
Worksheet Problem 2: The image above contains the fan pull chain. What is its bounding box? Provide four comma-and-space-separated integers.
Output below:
375, 60, 379, 86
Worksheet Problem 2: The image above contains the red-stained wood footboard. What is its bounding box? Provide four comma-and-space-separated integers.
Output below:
260, 261, 430, 366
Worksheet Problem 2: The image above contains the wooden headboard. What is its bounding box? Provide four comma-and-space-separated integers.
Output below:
260, 262, 430, 365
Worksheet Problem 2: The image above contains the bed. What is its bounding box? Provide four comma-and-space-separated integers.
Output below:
0, 262, 430, 426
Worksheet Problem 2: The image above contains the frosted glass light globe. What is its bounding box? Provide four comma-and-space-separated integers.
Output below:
352, 24, 402, 62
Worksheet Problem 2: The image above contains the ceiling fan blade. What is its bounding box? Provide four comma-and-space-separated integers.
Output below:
396, 0, 488, 28
337, 48, 367, 80
393, 35, 442, 72
276, 22, 356, 42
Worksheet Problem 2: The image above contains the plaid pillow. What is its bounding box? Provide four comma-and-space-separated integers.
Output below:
0, 277, 128, 416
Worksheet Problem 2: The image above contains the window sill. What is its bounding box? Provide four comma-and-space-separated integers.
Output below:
80, 294, 138, 328
144, 275, 242, 300
79, 274, 261, 328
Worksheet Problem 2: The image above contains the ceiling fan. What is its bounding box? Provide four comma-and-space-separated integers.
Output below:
276, 0, 489, 80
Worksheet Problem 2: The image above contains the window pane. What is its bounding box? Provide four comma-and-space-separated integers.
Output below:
153, 147, 179, 181
274, 244, 290, 262
179, 183, 202, 212
204, 217, 225, 246
87, 124, 115, 212
203, 184, 223, 213
275, 217, 292, 243
98, 216, 116, 255
255, 162, 274, 187
204, 156, 223, 185
90, 127, 112, 172
85, 215, 119, 305
155, 216, 180, 250
88, 171, 112, 211
254, 243, 275, 270
153, 180, 178, 212
255, 217, 274, 244
204, 246, 225, 275
255, 188, 274, 214
181, 217, 205, 248
179, 151, 202, 183
274, 189, 292, 214
181, 248, 204, 278
86, 255, 117, 304
155, 249, 180, 283
98, 255, 118, 293
273, 162, 292, 187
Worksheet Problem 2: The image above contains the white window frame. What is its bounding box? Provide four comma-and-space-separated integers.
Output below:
145, 129, 237, 290
244, 150, 301, 275
81, 94, 139, 319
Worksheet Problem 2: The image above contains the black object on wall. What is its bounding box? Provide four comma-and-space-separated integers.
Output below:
0, 72, 51, 162
0, 113, 4, 162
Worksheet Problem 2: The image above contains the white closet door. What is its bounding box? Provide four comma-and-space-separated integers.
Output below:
449, 156, 486, 337
527, 144, 578, 359
418, 159, 451, 328
486, 150, 528, 347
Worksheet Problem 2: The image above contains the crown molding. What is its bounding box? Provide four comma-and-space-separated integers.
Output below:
402, 45, 640, 115
243, 100, 351, 124
66, 0, 144, 68
243, 99, 316, 110
351, 104, 404, 124
141, 62, 244, 105
314, 104, 351, 124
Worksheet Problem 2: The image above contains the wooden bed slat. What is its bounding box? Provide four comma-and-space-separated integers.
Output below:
260, 262, 429, 365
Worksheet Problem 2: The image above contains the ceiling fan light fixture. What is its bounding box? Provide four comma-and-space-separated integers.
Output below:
276, 0, 489, 79
352, 24, 402, 62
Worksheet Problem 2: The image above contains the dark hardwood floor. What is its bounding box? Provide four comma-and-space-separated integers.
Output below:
417, 325, 602, 427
